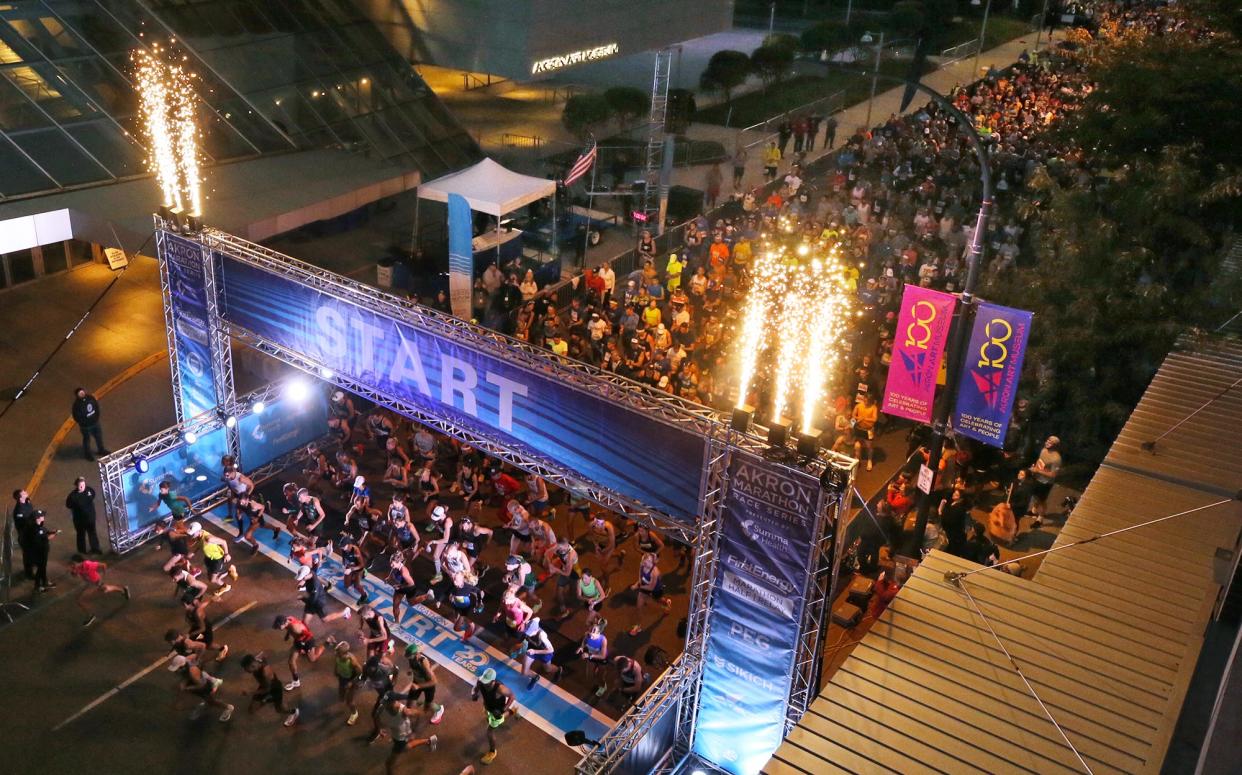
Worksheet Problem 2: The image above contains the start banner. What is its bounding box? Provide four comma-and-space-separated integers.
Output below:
952, 301, 1032, 447
161, 232, 218, 421
882, 286, 957, 423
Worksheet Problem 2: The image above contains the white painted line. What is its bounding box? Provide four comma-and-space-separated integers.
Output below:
51, 600, 258, 731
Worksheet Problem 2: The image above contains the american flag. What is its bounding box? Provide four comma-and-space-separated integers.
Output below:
563, 136, 597, 186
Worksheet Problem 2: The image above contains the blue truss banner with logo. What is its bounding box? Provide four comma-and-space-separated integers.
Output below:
952, 302, 1032, 447
693, 451, 822, 775
238, 390, 330, 471
121, 426, 230, 532
163, 233, 218, 420
215, 255, 706, 521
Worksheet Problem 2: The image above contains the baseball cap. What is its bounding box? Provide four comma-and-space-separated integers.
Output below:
167, 654, 188, 672
524, 617, 542, 636
404, 643, 420, 657
332, 391, 344, 401
478, 668, 497, 685
354, 475, 365, 489
187, 522, 202, 537
505, 555, 522, 569
431, 505, 448, 521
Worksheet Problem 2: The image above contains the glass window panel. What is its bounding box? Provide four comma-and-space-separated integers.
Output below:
65, 121, 143, 177
10, 127, 110, 184
49, 6, 135, 55
0, 71, 51, 129
0, 141, 57, 195
4, 64, 85, 122
56, 56, 136, 115
231, 2, 275, 35
67, 239, 93, 265
6, 248, 36, 285
41, 241, 68, 274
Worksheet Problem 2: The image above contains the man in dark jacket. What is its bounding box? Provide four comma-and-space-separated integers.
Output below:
72, 388, 108, 461
66, 476, 102, 554
12, 488, 37, 579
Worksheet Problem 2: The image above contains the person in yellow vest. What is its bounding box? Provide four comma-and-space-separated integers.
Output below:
852, 394, 879, 472
665, 253, 683, 293
188, 521, 238, 596
762, 140, 781, 181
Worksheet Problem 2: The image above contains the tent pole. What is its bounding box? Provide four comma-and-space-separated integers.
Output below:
582, 161, 597, 271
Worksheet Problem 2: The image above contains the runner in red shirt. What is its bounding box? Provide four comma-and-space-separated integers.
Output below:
273, 614, 328, 690
69, 553, 129, 627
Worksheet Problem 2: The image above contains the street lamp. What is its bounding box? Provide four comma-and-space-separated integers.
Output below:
859, 31, 884, 130
971, 0, 994, 76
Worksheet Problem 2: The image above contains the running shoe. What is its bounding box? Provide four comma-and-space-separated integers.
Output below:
220, 704, 234, 722
284, 678, 301, 691
428, 735, 438, 752
430, 705, 445, 725
429, 574, 443, 584
481, 750, 498, 764
630, 624, 643, 636
284, 708, 299, 727
227, 565, 239, 580
82, 615, 98, 627
123, 586, 131, 601
347, 709, 359, 726
233, 535, 251, 545
189, 703, 206, 720
527, 675, 539, 690
595, 685, 607, 697
357, 592, 369, 605
212, 585, 232, 599
661, 597, 672, 612
342, 608, 353, 620
216, 644, 230, 662
866, 460, 873, 471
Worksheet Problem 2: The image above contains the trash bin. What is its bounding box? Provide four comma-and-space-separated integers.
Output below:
376, 257, 395, 288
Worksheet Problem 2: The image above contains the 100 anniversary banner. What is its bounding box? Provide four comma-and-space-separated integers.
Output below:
882, 286, 956, 423
952, 301, 1032, 446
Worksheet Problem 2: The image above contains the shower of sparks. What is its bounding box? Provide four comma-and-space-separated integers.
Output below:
134, 46, 203, 216
734, 237, 855, 435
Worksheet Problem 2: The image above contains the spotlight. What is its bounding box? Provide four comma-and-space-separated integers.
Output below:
285, 378, 310, 403
820, 464, 849, 493
182, 430, 198, 445
251, 400, 266, 415
796, 428, 821, 458
730, 404, 754, 433
319, 366, 335, 379
183, 466, 196, 475
225, 414, 237, 429
195, 474, 208, 482
767, 417, 791, 448
133, 454, 149, 473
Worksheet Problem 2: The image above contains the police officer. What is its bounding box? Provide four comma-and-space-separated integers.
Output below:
71, 387, 108, 461
29, 510, 58, 591
11, 489, 36, 580
65, 476, 102, 554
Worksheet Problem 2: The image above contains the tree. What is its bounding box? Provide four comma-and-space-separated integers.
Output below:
561, 93, 611, 138
603, 86, 650, 126
762, 33, 801, 56
699, 50, 751, 104
750, 43, 795, 88
888, 1, 927, 36
801, 20, 861, 54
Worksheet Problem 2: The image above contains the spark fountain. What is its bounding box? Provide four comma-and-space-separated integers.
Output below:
134, 45, 203, 218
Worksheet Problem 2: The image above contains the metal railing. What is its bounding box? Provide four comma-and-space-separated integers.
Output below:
940, 38, 982, 64
500, 132, 545, 150
737, 90, 846, 149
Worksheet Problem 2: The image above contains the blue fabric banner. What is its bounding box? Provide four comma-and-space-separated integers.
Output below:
162, 233, 218, 420
693, 452, 822, 775
238, 389, 330, 471
952, 301, 1033, 447
122, 426, 229, 532
447, 192, 474, 319
215, 255, 706, 522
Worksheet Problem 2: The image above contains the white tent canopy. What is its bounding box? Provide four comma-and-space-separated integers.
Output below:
416, 157, 555, 216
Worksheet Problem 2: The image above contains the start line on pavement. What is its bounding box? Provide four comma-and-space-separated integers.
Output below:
200, 507, 613, 746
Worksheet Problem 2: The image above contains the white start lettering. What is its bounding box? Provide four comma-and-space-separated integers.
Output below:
530, 43, 620, 75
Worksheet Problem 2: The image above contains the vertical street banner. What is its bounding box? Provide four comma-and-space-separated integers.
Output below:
882, 286, 956, 423
447, 192, 473, 320
694, 452, 824, 775
161, 233, 217, 421
952, 301, 1033, 446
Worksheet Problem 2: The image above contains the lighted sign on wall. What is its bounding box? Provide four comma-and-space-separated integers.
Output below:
530, 43, 620, 74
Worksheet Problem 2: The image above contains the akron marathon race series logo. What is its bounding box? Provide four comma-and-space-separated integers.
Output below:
530, 43, 620, 74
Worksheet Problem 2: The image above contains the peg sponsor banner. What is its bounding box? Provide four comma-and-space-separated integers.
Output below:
882, 286, 957, 423
162, 233, 218, 421
952, 302, 1032, 447
447, 193, 473, 319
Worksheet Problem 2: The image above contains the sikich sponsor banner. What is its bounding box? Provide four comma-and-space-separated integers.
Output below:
694, 452, 823, 775
215, 254, 706, 522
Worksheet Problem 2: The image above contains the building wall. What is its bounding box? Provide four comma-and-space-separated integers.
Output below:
359, 0, 733, 80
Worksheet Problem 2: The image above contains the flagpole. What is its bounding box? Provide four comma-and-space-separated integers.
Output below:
582, 157, 597, 271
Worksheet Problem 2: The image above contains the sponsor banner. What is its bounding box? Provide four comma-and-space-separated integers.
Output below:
952, 302, 1032, 447
120, 426, 229, 532
215, 255, 706, 522
694, 452, 823, 775
882, 286, 957, 423
447, 192, 473, 320
197, 507, 611, 744
238, 389, 330, 471
162, 233, 218, 420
